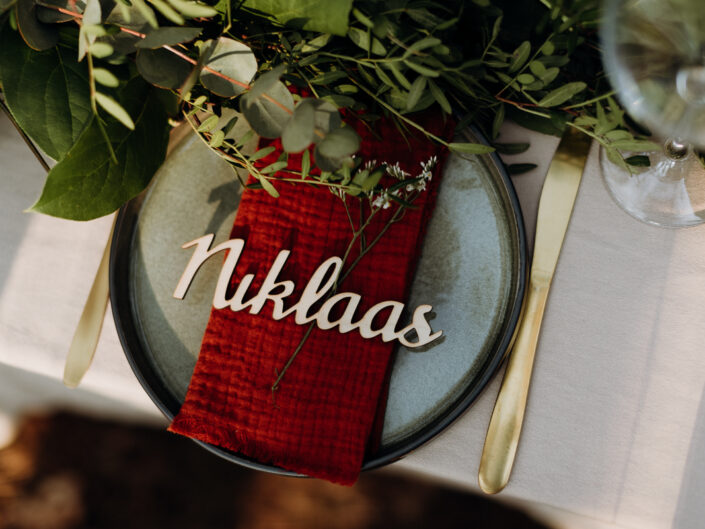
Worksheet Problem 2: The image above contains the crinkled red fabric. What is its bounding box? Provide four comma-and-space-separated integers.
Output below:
169, 112, 454, 485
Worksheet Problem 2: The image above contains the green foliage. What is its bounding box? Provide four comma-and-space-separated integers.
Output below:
0, 26, 91, 160
0, 0, 651, 220
30, 78, 169, 219
241, 0, 353, 36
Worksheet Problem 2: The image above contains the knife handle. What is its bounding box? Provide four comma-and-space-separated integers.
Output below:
478, 278, 549, 494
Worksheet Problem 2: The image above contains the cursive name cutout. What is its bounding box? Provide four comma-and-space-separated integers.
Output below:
173, 234, 442, 348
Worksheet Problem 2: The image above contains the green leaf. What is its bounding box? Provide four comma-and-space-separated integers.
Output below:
29, 79, 169, 220
256, 174, 279, 197
301, 149, 311, 179
95, 92, 135, 129
249, 146, 275, 161
314, 126, 360, 171
135, 26, 202, 48
310, 70, 347, 85
129, 0, 158, 28
208, 129, 225, 147
352, 7, 373, 28
508, 41, 530, 74
93, 67, 119, 87
402, 36, 441, 59
136, 47, 193, 89
316, 126, 359, 158
448, 142, 495, 155
165, 0, 217, 18
537, 82, 587, 107
242, 0, 353, 36
625, 155, 650, 167
610, 139, 660, 152
240, 80, 294, 138
427, 78, 451, 114
260, 160, 288, 174
507, 163, 537, 175
494, 142, 530, 155
348, 27, 386, 56
301, 33, 331, 53
406, 76, 427, 111
200, 37, 257, 97
88, 42, 114, 58
491, 104, 505, 140
15, 0, 59, 50
246, 64, 286, 100
281, 98, 315, 152
149, 0, 184, 24
196, 114, 219, 132
403, 58, 440, 78
0, 26, 91, 160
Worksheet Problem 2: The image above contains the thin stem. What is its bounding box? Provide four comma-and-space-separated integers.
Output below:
0, 97, 51, 173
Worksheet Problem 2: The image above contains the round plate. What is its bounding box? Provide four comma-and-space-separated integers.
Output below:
110, 127, 527, 474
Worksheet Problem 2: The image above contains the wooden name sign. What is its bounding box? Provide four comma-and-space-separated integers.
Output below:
174, 234, 442, 348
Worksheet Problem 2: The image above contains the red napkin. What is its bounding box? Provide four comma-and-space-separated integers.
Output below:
169, 111, 454, 485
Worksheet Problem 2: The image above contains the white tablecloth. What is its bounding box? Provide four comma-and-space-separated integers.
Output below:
2, 112, 705, 529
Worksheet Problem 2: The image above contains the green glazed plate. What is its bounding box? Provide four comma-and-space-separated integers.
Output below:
110, 127, 527, 474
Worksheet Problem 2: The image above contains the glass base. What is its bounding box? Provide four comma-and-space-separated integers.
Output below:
600, 147, 705, 228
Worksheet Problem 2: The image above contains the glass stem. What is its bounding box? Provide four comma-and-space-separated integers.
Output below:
664, 138, 690, 160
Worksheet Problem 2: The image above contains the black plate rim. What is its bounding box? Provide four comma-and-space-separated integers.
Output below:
109, 124, 527, 476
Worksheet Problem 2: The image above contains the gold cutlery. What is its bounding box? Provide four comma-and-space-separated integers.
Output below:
63, 216, 115, 388
478, 127, 592, 494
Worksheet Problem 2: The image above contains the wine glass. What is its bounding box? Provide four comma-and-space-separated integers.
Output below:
600, 0, 705, 228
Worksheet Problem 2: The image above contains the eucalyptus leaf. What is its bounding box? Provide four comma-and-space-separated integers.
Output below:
240, 80, 294, 137
165, 0, 217, 18
136, 47, 192, 88
316, 125, 359, 159
93, 67, 119, 87
135, 26, 202, 48
406, 76, 427, 111
507, 163, 538, 175
0, 26, 91, 160
242, 0, 353, 36
537, 82, 587, 107
448, 142, 495, 155
610, 139, 661, 152
508, 41, 530, 73
29, 79, 169, 220
246, 64, 286, 100
301, 33, 331, 53
281, 98, 315, 152
200, 37, 257, 97
15, 0, 59, 50
427, 78, 451, 113
95, 92, 135, 129
348, 27, 386, 56
150, 0, 184, 24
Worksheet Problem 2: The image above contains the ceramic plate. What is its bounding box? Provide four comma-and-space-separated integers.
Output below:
110, 127, 527, 474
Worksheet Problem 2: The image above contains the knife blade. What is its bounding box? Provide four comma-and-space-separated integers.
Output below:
478, 126, 592, 494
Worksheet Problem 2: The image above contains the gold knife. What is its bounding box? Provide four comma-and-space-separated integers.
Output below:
63, 216, 115, 388
478, 126, 592, 494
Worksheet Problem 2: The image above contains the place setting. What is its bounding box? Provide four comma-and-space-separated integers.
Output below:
3, 0, 705, 499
